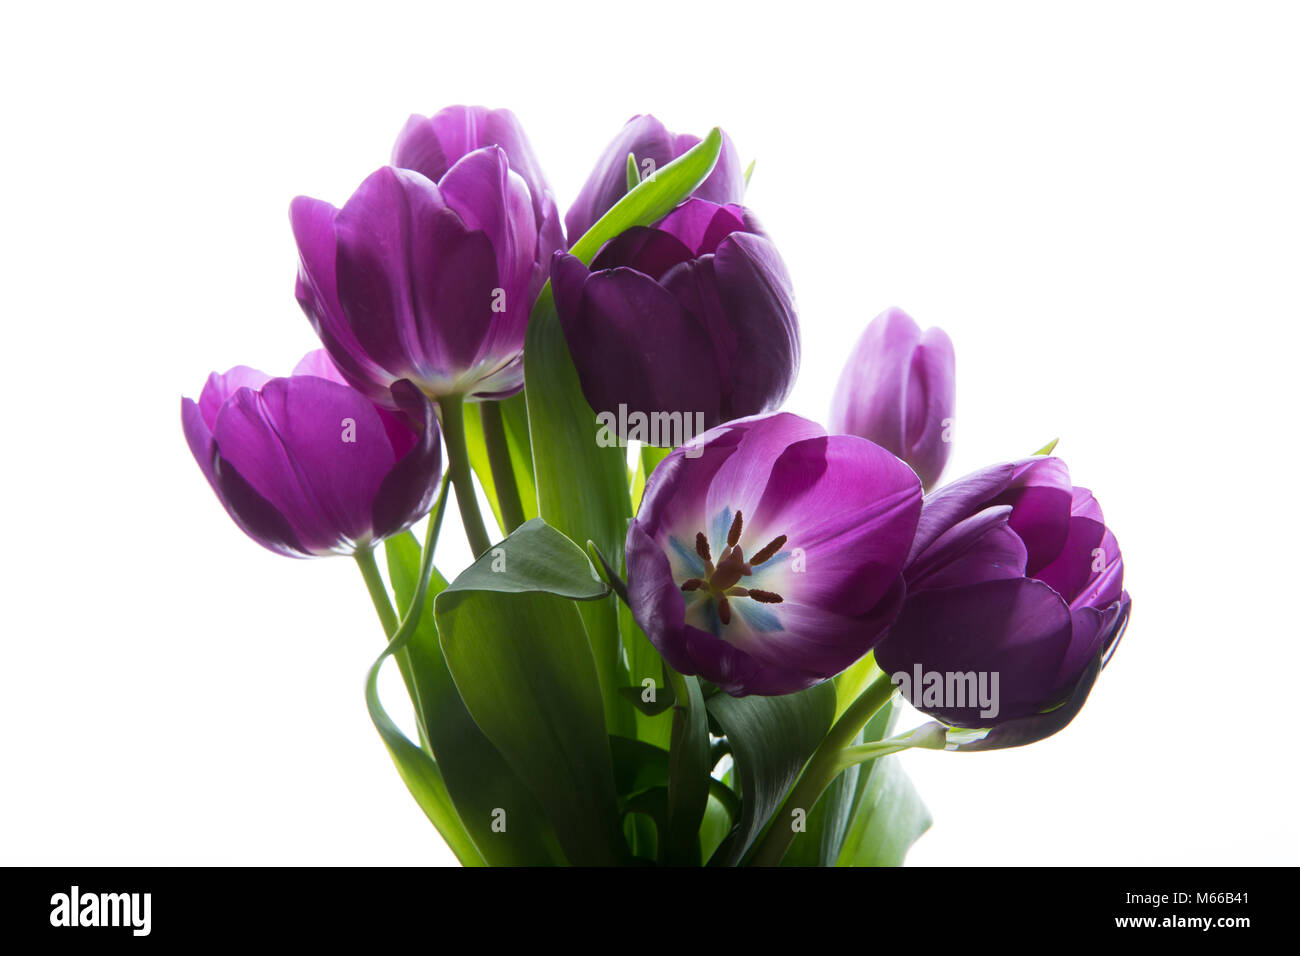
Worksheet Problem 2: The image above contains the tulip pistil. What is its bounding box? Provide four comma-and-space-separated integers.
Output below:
679, 510, 786, 624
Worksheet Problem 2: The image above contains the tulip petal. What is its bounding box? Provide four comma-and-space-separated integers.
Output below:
290, 195, 395, 406
370, 380, 441, 540
553, 256, 722, 425
748, 434, 921, 615
874, 578, 1074, 727
212, 377, 397, 554
903, 325, 956, 488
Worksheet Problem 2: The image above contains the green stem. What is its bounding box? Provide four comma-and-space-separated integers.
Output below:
438, 395, 492, 558
355, 547, 398, 638
479, 400, 527, 534
748, 671, 899, 867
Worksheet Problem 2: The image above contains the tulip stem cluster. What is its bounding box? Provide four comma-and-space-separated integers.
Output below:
749, 670, 900, 867
437, 395, 493, 559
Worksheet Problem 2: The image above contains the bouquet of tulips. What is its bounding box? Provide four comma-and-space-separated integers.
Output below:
182, 107, 1131, 866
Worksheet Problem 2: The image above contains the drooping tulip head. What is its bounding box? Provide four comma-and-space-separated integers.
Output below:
181, 351, 442, 557
565, 114, 745, 244
391, 105, 564, 301
552, 200, 800, 441
873, 456, 1130, 747
829, 308, 955, 491
626, 413, 922, 696
291, 148, 538, 406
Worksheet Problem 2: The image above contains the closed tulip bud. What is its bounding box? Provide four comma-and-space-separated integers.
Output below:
626, 413, 921, 696
391, 105, 564, 302
181, 351, 442, 557
565, 114, 745, 244
291, 147, 538, 405
829, 308, 956, 490
552, 199, 800, 439
873, 456, 1131, 748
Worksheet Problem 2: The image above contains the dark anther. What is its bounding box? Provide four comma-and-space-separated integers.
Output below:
750, 535, 787, 566
695, 532, 711, 563
727, 510, 744, 548
717, 595, 732, 625
747, 589, 784, 604
680, 578, 705, 591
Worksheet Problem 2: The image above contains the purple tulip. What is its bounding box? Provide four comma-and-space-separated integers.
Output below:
552, 199, 800, 438
291, 147, 538, 406
873, 456, 1131, 745
391, 105, 564, 302
626, 413, 922, 696
181, 351, 442, 557
829, 308, 956, 491
565, 115, 746, 244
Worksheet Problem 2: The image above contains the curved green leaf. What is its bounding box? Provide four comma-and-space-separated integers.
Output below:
434, 519, 625, 864
835, 754, 932, 867
665, 673, 710, 865
705, 682, 838, 866
383, 532, 564, 866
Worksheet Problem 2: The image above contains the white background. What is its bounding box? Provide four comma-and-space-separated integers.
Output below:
2, 1, 1296, 865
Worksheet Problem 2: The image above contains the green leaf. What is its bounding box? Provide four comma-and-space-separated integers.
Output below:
705, 682, 838, 866
618, 682, 675, 717
523, 128, 725, 740
665, 673, 710, 865
699, 792, 734, 862
364, 633, 482, 866
382, 531, 564, 866
744, 158, 756, 187
834, 754, 932, 867
434, 519, 626, 864
1033, 437, 1060, 456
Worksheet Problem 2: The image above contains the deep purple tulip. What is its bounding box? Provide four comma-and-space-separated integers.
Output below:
552, 199, 800, 438
565, 115, 746, 244
874, 456, 1130, 746
829, 308, 955, 490
391, 105, 564, 302
181, 351, 442, 557
626, 413, 922, 697
291, 147, 538, 405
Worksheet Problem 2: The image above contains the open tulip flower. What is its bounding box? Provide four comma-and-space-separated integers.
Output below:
183, 106, 1133, 867
626, 413, 922, 696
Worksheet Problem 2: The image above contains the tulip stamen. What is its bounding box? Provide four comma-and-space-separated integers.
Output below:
750, 535, 787, 566
681, 516, 789, 627
727, 511, 744, 548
